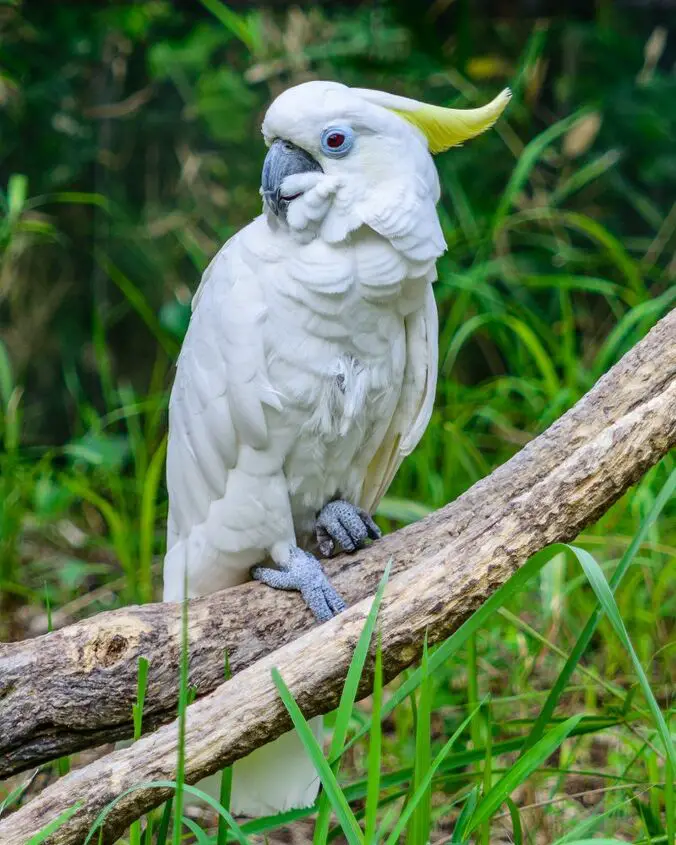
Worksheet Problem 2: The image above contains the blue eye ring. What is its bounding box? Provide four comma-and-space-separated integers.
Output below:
320, 125, 354, 158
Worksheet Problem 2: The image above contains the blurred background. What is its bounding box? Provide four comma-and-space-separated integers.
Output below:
1, 1, 675, 841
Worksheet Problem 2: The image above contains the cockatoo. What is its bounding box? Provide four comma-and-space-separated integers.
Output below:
163, 79, 509, 817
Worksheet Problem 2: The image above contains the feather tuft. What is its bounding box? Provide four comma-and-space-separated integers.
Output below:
354, 87, 511, 154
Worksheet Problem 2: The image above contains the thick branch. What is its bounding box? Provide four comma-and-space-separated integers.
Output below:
0, 310, 674, 844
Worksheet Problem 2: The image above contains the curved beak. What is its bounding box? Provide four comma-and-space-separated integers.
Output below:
261, 139, 322, 216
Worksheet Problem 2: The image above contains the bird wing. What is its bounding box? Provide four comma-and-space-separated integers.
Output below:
359, 282, 438, 513
165, 222, 284, 552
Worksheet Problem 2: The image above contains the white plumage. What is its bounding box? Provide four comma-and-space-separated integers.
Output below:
163, 79, 508, 817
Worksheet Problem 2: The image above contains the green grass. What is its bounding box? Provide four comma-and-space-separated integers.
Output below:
33, 495, 672, 844
1, 4, 675, 843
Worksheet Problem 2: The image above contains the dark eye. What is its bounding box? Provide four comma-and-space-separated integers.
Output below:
326, 132, 345, 148
320, 125, 354, 158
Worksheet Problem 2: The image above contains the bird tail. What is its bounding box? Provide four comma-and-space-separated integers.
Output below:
231, 717, 322, 816
194, 718, 323, 818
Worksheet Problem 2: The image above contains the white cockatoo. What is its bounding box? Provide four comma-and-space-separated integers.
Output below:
163, 80, 510, 817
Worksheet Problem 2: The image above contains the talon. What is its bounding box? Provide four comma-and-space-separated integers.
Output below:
315, 500, 381, 555
253, 547, 345, 623
316, 524, 335, 558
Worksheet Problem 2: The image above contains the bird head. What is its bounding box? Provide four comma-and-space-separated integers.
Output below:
260, 80, 510, 241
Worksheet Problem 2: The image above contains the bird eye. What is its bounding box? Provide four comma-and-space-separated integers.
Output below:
327, 132, 345, 148
320, 125, 354, 158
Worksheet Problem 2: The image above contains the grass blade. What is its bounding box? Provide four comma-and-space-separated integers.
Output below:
568, 544, 676, 770
314, 561, 391, 845
272, 668, 364, 845
480, 702, 493, 845
173, 574, 190, 845
405, 635, 432, 845
524, 467, 676, 751
156, 798, 172, 845
133, 657, 150, 741
217, 653, 234, 845
0, 776, 34, 819
130, 656, 150, 845
100, 256, 179, 359
666, 758, 674, 845
490, 108, 591, 239
138, 436, 167, 603
142, 812, 153, 845
199, 0, 258, 52
182, 816, 211, 843
450, 786, 479, 844
339, 548, 555, 758
504, 797, 522, 845
7, 172, 27, 218
386, 702, 484, 845
465, 714, 583, 835
84, 781, 249, 845
364, 634, 383, 844
329, 561, 392, 756
554, 841, 636, 845
26, 804, 82, 844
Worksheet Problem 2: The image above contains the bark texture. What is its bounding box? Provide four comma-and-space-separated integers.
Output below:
0, 309, 674, 844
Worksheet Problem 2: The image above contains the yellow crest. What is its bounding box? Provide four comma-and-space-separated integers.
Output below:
353, 87, 511, 153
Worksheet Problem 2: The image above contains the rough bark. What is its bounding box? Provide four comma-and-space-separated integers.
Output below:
0, 309, 674, 844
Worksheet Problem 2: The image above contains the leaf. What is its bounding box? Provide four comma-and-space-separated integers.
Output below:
593, 287, 676, 377
551, 149, 622, 206
552, 799, 628, 844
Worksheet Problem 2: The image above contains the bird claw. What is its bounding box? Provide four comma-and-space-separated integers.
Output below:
315, 499, 382, 556
252, 547, 345, 623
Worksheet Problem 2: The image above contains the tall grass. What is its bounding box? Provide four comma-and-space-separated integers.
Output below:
30, 476, 671, 843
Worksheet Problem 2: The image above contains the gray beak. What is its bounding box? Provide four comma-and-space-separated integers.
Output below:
261, 139, 323, 216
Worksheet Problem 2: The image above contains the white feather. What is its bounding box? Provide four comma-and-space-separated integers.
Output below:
165, 81, 450, 818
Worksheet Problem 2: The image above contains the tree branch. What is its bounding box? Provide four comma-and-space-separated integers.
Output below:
1, 309, 674, 844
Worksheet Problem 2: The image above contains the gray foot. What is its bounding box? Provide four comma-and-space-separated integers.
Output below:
252, 547, 345, 623
315, 500, 382, 557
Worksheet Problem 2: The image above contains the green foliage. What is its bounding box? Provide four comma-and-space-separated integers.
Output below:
1, 1, 674, 842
